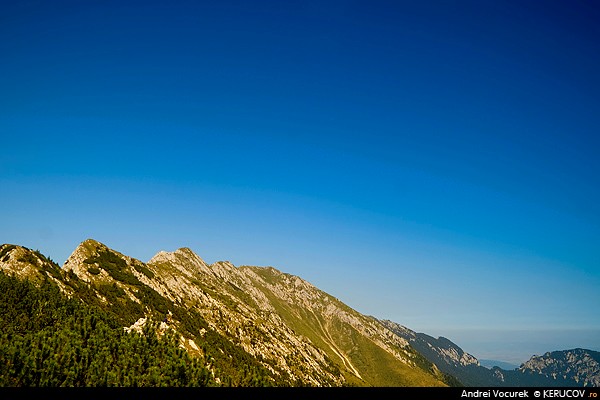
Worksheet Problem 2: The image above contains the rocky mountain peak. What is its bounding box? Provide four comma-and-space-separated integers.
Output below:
149, 246, 206, 265
0, 244, 62, 284
64, 238, 107, 265
148, 246, 212, 279
519, 349, 600, 387
62, 238, 145, 287
81, 238, 104, 248
0, 244, 41, 278
174, 247, 198, 257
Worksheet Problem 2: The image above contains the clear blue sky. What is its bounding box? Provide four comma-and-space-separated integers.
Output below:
1, 0, 599, 363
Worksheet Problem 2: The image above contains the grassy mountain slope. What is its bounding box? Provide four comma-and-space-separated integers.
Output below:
241, 265, 451, 386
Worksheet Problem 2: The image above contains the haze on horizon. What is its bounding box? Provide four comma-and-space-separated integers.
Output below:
1, 0, 599, 364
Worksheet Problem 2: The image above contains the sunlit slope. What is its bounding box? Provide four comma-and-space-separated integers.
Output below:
241, 266, 449, 386
1, 240, 449, 386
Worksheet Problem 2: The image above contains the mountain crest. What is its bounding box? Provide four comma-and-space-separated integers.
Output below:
519, 349, 600, 387
0, 243, 62, 284
64, 239, 129, 282
148, 246, 212, 278
2, 239, 598, 387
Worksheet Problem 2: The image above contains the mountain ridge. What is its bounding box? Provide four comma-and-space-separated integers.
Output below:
0, 239, 597, 387
1, 239, 448, 386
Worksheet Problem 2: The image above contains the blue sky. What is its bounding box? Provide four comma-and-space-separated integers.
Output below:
1, 0, 599, 363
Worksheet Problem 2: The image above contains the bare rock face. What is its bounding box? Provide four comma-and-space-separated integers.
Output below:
0, 244, 65, 290
63, 239, 141, 283
380, 319, 480, 367
149, 247, 212, 278
519, 349, 600, 387
0, 244, 45, 280
379, 319, 499, 387
62, 239, 105, 284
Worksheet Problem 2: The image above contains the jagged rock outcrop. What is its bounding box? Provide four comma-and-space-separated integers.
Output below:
0, 243, 67, 291
518, 349, 600, 387
380, 319, 503, 386
0, 244, 55, 281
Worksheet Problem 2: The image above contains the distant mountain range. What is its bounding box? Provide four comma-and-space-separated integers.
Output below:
0, 239, 598, 387
380, 320, 599, 387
